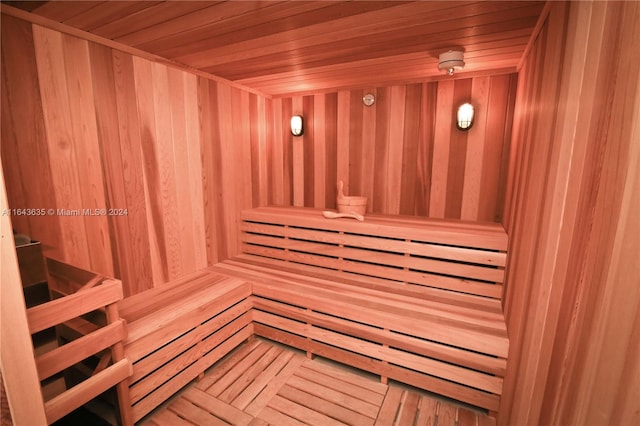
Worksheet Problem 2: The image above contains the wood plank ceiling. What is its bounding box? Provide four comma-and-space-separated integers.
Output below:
4, 1, 545, 96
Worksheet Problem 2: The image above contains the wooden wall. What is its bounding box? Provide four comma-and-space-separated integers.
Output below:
272, 76, 517, 222
1, 15, 270, 296
1, 12, 517, 297
500, 1, 640, 424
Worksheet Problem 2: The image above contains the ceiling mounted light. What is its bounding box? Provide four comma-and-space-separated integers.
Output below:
438, 50, 465, 75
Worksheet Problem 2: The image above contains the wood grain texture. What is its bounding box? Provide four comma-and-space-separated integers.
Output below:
1, 16, 270, 296
20, 258, 132, 424
148, 339, 495, 426
205, 205, 509, 411
2, 2, 544, 96
32, 24, 92, 269
239, 206, 508, 297
119, 271, 253, 422
500, 2, 640, 425
272, 77, 516, 221
0, 15, 61, 246
0, 161, 48, 426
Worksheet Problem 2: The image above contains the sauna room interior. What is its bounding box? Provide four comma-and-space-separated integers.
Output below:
1, 1, 638, 426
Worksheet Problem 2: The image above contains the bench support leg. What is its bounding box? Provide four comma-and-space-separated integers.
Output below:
305, 309, 315, 359
381, 329, 389, 384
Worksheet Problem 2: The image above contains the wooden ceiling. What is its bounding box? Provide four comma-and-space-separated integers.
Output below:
4, 1, 545, 96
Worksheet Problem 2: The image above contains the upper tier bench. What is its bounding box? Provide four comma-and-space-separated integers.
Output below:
212, 206, 509, 413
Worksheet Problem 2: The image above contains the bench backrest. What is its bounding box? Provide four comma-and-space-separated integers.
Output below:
240, 207, 508, 300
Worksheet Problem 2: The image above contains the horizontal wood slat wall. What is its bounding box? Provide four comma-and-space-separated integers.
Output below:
273, 76, 516, 221
1, 15, 271, 296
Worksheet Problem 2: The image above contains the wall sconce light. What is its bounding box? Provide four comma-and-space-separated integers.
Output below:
456, 102, 474, 130
291, 115, 303, 136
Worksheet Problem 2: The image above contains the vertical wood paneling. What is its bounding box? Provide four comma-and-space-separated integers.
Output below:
414, 83, 437, 216
89, 42, 128, 282
270, 98, 285, 206
348, 90, 364, 197
214, 84, 230, 260
429, 80, 453, 218
386, 85, 405, 215
32, 24, 91, 267
250, 93, 269, 208
274, 76, 516, 221
446, 79, 472, 219
151, 61, 181, 281
302, 95, 315, 207
399, 84, 422, 216
112, 49, 154, 295
282, 99, 293, 206
2, 16, 270, 296
461, 77, 489, 220
182, 71, 207, 270
324, 93, 338, 209
481, 74, 514, 223
215, 82, 235, 259
132, 56, 168, 284
336, 91, 350, 193
1, 15, 61, 246
313, 94, 326, 208
167, 67, 195, 275
62, 34, 114, 276
0, 63, 28, 236
198, 77, 221, 266
360, 88, 377, 209
372, 87, 387, 213
233, 87, 254, 255
500, 1, 640, 425
291, 97, 304, 207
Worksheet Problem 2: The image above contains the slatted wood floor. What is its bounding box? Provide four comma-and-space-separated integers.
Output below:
143, 339, 496, 426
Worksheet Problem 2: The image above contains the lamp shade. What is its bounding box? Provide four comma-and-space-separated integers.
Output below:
291, 115, 303, 136
457, 103, 474, 130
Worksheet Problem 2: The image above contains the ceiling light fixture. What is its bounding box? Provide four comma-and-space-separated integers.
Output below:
438, 50, 465, 75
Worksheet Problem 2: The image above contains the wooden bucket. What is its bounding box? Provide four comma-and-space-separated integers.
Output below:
336, 181, 367, 215
337, 196, 368, 215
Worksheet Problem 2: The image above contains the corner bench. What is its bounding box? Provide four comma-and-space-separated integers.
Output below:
114, 206, 509, 423
118, 270, 253, 422
213, 206, 509, 414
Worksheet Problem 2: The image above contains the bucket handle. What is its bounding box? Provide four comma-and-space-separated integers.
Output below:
337, 180, 345, 201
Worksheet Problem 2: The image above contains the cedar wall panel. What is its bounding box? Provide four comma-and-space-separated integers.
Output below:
500, 2, 640, 425
273, 77, 516, 222
0, 16, 270, 296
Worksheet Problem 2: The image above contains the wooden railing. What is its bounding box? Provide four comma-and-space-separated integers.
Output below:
27, 259, 133, 425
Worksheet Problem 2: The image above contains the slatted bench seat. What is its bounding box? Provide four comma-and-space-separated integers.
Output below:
212, 206, 509, 414
118, 270, 253, 423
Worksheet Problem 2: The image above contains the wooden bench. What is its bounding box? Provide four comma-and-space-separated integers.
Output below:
212, 206, 509, 413
49, 206, 508, 420
118, 270, 253, 423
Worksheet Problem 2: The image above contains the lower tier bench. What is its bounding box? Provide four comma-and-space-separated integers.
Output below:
213, 206, 510, 414
118, 270, 253, 423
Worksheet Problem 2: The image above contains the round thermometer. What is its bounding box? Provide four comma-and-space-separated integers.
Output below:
363, 93, 375, 106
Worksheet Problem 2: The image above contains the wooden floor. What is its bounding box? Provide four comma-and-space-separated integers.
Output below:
143, 339, 495, 426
